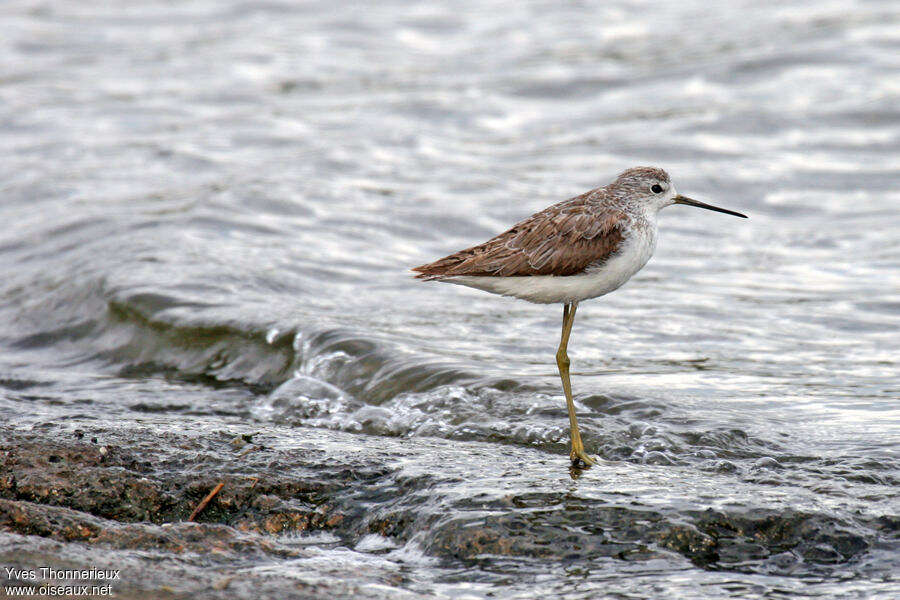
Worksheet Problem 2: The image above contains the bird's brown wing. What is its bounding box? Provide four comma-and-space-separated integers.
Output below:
413, 201, 626, 279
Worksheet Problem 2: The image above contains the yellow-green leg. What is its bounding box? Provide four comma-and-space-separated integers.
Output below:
556, 302, 595, 467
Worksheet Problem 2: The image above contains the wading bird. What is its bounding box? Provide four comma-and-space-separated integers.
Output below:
413, 167, 747, 466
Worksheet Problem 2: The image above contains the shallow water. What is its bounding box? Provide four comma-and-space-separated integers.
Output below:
0, 0, 898, 598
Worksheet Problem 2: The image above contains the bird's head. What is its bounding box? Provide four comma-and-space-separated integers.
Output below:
610, 167, 747, 218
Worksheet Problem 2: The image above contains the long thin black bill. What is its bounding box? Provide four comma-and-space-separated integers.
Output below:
674, 195, 747, 218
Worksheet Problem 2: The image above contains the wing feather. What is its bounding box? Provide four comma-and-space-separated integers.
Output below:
413, 198, 626, 279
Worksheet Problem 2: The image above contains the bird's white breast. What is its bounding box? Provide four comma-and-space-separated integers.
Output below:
445, 221, 658, 304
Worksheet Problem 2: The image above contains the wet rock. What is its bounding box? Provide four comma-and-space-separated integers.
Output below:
692, 507, 873, 567
655, 524, 718, 564
0, 422, 894, 598
641, 451, 676, 465
0, 532, 423, 600
426, 509, 639, 561
712, 460, 739, 473
752, 457, 783, 470
802, 543, 843, 564
0, 498, 296, 557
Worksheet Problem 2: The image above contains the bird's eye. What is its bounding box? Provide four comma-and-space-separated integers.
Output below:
651, 184, 663, 194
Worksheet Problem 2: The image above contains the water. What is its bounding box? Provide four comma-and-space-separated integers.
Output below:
1, 0, 898, 598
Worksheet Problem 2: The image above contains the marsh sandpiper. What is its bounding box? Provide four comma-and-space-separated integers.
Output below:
413, 167, 747, 467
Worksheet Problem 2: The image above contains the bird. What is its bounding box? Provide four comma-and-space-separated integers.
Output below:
412, 167, 747, 467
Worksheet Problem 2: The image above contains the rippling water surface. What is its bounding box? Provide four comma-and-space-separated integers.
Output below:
0, 1, 898, 598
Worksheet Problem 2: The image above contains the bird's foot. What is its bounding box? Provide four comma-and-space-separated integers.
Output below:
569, 448, 595, 467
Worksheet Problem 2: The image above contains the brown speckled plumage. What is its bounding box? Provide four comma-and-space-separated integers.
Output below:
412, 167, 669, 279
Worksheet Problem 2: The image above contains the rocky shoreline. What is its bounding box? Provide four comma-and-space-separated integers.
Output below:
1, 420, 896, 598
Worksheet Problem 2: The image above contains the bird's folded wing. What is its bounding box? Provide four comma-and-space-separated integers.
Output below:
413, 205, 626, 278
